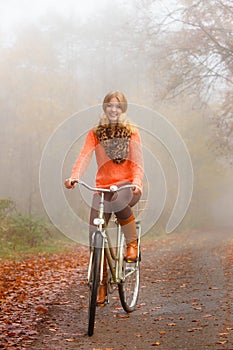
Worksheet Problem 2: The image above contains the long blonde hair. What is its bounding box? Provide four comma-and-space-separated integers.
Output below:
94, 91, 137, 133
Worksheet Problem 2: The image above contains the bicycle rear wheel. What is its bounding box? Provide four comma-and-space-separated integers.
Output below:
88, 231, 103, 336
118, 236, 140, 313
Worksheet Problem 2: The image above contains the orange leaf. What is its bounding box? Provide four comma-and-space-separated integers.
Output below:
116, 314, 130, 319
35, 305, 48, 313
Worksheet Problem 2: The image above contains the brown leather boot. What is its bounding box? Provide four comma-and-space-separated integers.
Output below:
117, 214, 138, 262
125, 239, 138, 262
96, 256, 107, 306
96, 284, 107, 306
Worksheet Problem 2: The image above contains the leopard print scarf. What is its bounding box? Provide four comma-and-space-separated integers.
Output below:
95, 125, 132, 164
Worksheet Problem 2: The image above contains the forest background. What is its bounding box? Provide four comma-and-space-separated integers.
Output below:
0, 0, 232, 255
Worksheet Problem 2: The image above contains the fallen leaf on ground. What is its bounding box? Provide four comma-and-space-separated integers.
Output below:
216, 340, 227, 345
116, 314, 129, 318
35, 305, 48, 313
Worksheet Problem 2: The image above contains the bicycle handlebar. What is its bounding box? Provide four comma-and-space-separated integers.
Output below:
70, 179, 139, 193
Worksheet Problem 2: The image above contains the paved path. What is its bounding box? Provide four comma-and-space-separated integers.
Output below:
30, 230, 233, 350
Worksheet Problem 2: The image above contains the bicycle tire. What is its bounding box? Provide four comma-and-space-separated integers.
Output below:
88, 231, 103, 336
118, 236, 140, 313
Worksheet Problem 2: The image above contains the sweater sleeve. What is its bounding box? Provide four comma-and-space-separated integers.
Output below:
129, 131, 144, 191
71, 129, 97, 179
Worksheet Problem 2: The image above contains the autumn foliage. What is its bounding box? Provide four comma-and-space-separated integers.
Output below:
0, 247, 88, 349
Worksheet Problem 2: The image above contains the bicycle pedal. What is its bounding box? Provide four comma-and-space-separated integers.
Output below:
96, 302, 106, 307
124, 257, 138, 263
96, 297, 108, 307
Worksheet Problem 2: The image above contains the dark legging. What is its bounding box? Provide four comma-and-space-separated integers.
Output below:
89, 186, 141, 235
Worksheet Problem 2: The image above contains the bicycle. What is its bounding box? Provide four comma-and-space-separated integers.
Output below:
71, 179, 142, 336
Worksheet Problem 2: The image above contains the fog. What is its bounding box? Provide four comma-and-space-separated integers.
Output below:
1, 0, 232, 235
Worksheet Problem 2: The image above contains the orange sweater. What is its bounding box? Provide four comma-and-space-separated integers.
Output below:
71, 129, 144, 191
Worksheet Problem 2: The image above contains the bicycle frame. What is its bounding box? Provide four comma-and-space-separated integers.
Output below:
88, 215, 142, 288
87, 197, 127, 287
71, 179, 140, 287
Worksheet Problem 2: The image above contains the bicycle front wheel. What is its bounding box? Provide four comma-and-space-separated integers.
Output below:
88, 231, 103, 336
118, 238, 140, 313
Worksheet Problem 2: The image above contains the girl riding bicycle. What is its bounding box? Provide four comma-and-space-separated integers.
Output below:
64, 90, 144, 305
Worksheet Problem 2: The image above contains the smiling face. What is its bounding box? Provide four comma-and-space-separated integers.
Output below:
105, 97, 123, 124
102, 91, 128, 126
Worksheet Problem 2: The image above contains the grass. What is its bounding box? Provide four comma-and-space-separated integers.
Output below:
0, 231, 79, 260
0, 198, 84, 260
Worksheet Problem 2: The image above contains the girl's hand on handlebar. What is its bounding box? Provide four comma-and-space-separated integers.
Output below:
133, 186, 141, 195
64, 178, 76, 189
